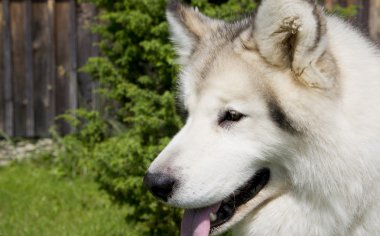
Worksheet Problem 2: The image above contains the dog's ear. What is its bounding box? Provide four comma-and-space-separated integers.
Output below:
166, 0, 221, 64
253, 0, 337, 89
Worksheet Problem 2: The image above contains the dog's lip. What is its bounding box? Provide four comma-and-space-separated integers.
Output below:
210, 168, 270, 232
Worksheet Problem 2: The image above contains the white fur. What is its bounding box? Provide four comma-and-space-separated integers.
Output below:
166, 11, 196, 65
148, 0, 380, 235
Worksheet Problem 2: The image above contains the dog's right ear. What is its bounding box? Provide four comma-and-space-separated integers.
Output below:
166, 0, 221, 64
252, 0, 337, 90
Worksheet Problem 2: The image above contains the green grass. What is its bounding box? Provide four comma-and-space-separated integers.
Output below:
0, 162, 131, 236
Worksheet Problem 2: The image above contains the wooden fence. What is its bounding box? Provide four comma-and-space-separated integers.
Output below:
0, 0, 380, 138
0, 0, 98, 137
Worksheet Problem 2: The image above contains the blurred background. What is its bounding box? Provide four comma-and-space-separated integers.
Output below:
0, 0, 379, 235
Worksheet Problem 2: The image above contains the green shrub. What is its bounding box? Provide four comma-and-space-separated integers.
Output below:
52, 109, 110, 178
331, 4, 359, 18
94, 134, 180, 235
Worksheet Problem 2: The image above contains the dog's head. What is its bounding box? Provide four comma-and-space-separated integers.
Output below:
145, 0, 339, 235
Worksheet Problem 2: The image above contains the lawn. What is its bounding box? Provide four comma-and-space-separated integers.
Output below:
0, 162, 131, 236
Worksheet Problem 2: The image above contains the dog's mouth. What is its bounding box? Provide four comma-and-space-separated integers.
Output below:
180, 168, 270, 236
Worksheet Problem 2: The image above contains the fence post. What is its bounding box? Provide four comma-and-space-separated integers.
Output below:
69, 0, 78, 113
25, 0, 34, 137
3, 0, 13, 136
47, 0, 56, 133
369, 0, 380, 42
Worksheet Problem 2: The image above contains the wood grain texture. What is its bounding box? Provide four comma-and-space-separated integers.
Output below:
3, 0, 13, 136
11, 1, 28, 137
77, 3, 98, 109
356, 0, 370, 35
32, 0, 53, 137
370, 0, 380, 42
47, 0, 56, 135
25, 0, 34, 137
54, 0, 72, 134
0, 1, 4, 133
69, 0, 78, 112
1, 0, 101, 137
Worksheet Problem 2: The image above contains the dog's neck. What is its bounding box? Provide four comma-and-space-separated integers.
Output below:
232, 132, 379, 236
281, 134, 375, 234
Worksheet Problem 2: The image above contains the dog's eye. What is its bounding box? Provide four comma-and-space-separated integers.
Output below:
218, 110, 246, 126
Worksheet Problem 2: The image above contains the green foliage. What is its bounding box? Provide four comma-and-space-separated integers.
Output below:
189, 0, 257, 20
94, 134, 180, 235
331, 4, 359, 18
59, 0, 255, 235
58, 109, 109, 148
52, 109, 110, 178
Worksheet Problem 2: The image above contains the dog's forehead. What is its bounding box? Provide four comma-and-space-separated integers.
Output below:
212, 51, 267, 92
181, 48, 266, 112
178, 18, 270, 109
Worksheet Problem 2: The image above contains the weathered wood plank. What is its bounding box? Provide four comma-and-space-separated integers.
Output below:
25, 0, 34, 137
11, 0, 28, 137
325, 0, 334, 11
356, 0, 370, 35
32, 0, 54, 137
369, 0, 380, 42
3, 0, 13, 136
54, 0, 72, 134
47, 0, 56, 134
0, 1, 4, 133
69, 0, 78, 112
77, 3, 98, 108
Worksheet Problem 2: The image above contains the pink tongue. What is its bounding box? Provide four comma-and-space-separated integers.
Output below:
181, 204, 220, 236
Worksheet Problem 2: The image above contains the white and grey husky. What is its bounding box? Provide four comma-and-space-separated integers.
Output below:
144, 0, 380, 235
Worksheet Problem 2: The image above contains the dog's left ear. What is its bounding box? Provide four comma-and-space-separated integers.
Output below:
166, 0, 221, 64
252, 0, 337, 89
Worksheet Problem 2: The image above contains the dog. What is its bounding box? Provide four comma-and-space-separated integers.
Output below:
144, 0, 380, 235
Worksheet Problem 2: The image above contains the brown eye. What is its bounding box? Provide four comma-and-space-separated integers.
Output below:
218, 110, 246, 126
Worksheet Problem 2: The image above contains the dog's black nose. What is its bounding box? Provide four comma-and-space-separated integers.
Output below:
143, 172, 176, 201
